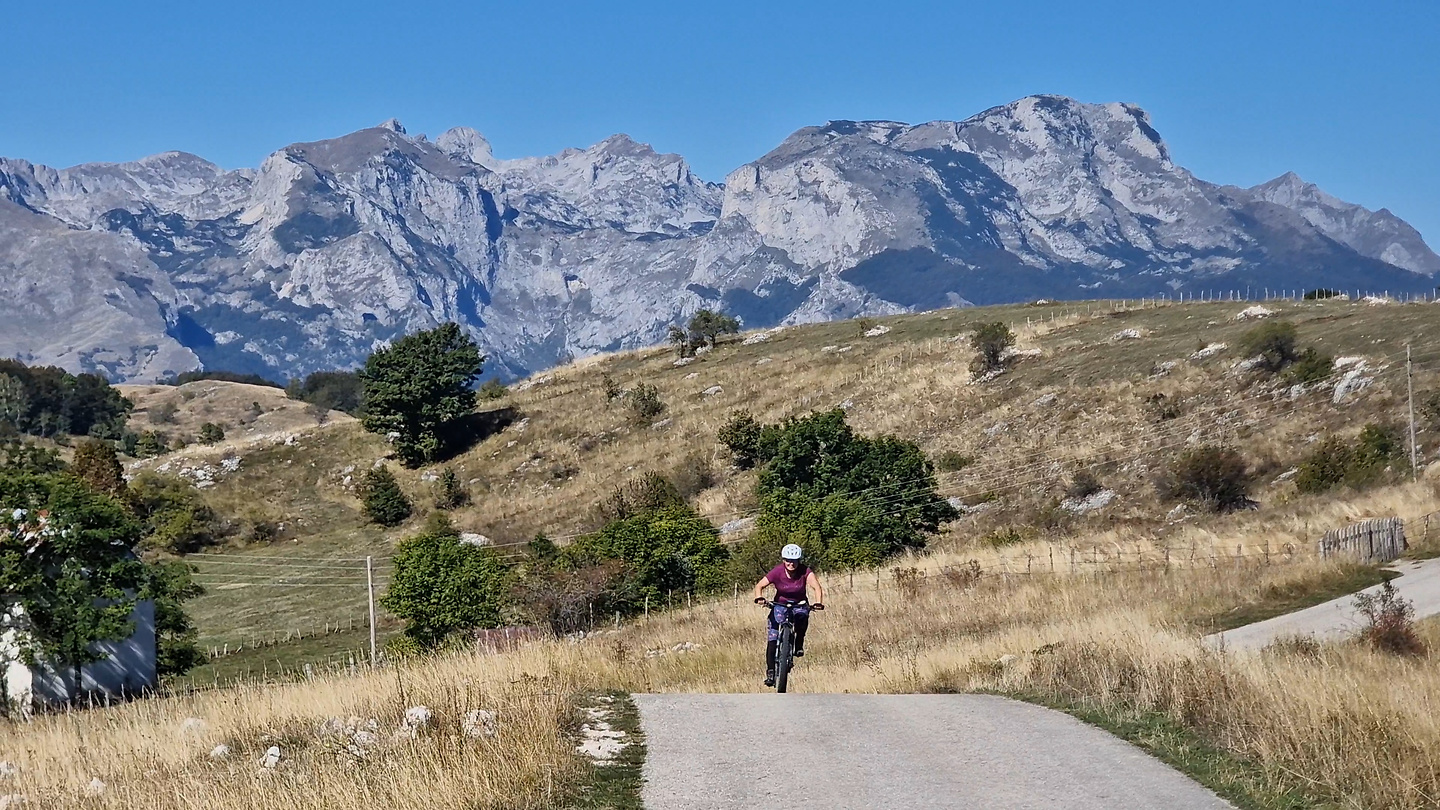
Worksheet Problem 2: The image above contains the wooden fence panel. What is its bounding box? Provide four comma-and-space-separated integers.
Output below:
1317, 517, 1406, 563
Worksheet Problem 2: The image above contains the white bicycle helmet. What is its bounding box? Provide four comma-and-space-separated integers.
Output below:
780, 543, 804, 561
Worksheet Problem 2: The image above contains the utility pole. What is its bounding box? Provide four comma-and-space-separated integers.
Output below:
1408, 344, 1419, 480
366, 556, 378, 667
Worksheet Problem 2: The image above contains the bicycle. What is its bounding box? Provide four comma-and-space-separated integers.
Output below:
757, 599, 823, 693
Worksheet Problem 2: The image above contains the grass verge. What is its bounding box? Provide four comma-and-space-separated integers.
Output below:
1196, 563, 1398, 632
1007, 692, 1332, 810
564, 691, 646, 810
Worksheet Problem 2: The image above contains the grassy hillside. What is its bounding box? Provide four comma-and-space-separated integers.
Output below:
130, 297, 1440, 646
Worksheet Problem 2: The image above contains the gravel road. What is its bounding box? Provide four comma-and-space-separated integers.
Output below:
635, 693, 1234, 809
1206, 557, 1440, 652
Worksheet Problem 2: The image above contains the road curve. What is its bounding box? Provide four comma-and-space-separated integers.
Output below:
1206, 558, 1440, 652
635, 693, 1233, 809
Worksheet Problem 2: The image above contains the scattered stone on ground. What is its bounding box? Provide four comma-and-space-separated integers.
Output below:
864, 324, 892, 337
1234, 305, 1276, 320
1061, 490, 1116, 515
1032, 393, 1058, 408
673, 357, 695, 367
210, 744, 232, 760
463, 709, 498, 739
460, 532, 491, 546
1191, 342, 1226, 360
260, 746, 281, 769
701, 385, 724, 397
1110, 328, 1143, 341
720, 517, 755, 536
1333, 363, 1375, 404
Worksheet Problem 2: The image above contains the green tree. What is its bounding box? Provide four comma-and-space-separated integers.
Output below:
1286, 347, 1334, 384
381, 516, 513, 647
72, 439, 127, 500
1238, 321, 1300, 373
198, 422, 225, 445
667, 325, 694, 358
433, 466, 469, 510
361, 465, 412, 527
359, 323, 484, 467
478, 378, 508, 402
0, 473, 148, 701
143, 560, 207, 678
687, 309, 741, 348
971, 322, 1015, 373
1295, 436, 1352, 494
759, 410, 957, 539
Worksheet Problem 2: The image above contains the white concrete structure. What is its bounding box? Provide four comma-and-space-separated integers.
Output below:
2, 599, 157, 711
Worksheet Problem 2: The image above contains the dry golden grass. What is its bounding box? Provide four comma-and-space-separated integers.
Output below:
0, 650, 581, 809
119, 380, 354, 454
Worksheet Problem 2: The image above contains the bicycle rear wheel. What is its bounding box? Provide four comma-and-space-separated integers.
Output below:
775, 623, 794, 693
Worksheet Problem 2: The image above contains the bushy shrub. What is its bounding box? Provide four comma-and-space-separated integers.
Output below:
625, 383, 666, 427
128, 472, 229, 554
934, 451, 974, 472
198, 422, 225, 444
149, 401, 179, 425
1144, 392, 1182, 422
718, 410, 767, 469
565, 504, 728, 607
135, 430, 169, 458
433, 466, 469, 510
602, 373, 623, 403
1238, 321, 1300, 372
970, 322, 1015, 373
600, 471, 685, 521
1286, 348, 1334, 385
1066, 470, 1103, 500
1354, 581, 1425, 656
982, 527, 1027, 548
478, 378, 507, 401
513, 562, 630, 636
1295, 436, 1352, 494
1163, 446, 1252, 512
361, 465, 412, 527
382, 516, 513, 647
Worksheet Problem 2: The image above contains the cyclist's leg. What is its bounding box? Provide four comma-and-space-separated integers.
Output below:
765, 606, 780, 680
793, 611, 810, 655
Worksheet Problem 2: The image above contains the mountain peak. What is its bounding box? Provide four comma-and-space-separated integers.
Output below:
436, 126, 494, 166
377, 118, 407, 135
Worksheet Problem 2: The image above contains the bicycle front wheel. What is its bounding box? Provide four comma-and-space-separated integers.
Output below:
775, 622, 794, 693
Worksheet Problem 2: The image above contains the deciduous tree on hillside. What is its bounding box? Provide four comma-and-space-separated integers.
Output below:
359, 323, 484, 467
0, 473, 149, 700
382, 516, 513, 647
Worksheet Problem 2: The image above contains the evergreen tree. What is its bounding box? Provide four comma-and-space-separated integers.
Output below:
359, 323, 484, 467
72, 439, 127, 500
433, 466, 469, 510
361, 465, 412, 527
198, 423, 225, 444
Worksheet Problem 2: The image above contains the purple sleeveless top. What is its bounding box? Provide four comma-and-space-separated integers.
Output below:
767, 563, 809, 603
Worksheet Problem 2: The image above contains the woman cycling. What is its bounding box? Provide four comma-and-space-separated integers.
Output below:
752, 543, 825, 687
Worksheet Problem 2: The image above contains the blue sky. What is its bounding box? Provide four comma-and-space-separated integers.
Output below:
4, 1, 1437, 240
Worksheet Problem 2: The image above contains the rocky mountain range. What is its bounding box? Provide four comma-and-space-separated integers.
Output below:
1, 95, 1435, 382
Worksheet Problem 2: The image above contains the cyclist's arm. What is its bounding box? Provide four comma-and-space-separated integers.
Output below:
752, 576, 771, 601
806, 570, 825, 605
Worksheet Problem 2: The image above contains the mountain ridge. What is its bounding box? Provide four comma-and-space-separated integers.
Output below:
0, 95, 1434, 383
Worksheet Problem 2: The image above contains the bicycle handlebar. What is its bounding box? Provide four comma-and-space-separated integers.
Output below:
755, 598, 823, 610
